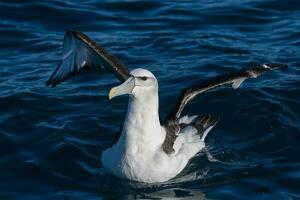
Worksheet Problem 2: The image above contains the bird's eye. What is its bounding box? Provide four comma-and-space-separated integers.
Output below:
140, 76, 148, 81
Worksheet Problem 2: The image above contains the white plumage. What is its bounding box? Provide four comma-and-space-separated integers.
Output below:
46, 31, 287, 183
102, 69, 212, 183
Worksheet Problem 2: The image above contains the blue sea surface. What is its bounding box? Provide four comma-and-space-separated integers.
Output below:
0, 0, 299, 199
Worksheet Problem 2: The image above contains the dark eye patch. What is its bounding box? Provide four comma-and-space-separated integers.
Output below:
139, 76, 148, 81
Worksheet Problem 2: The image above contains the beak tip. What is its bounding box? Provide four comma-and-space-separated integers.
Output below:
108, 90, 113, 100
108, 87, 117, 100
107, 76, 135, 101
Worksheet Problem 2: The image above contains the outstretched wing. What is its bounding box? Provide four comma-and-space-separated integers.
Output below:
46, 31, 129, 87
165, 63, 287, 121
162, 63, 287, 154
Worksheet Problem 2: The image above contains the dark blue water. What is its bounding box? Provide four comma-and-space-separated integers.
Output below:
1, 0, 299, 199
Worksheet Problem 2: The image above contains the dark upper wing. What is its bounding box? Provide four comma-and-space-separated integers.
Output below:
161, 63, 287, 154
165, 63, 287, 122
46, 31, 129, 87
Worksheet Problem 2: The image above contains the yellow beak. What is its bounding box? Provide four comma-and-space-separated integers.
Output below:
108, 76, 135, 100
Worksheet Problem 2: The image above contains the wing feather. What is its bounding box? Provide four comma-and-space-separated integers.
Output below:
46, 31, 129, 87
165, 63, 287, 121
162, 63, 287, 154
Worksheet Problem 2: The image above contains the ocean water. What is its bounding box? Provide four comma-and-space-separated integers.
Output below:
0, 0, 299, 199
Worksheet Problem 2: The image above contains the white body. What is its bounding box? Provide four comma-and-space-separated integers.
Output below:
102, 69, 210, 183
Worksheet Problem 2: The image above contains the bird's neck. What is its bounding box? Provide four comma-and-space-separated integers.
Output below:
126, 94, 161, 132
118, 93, 164, 149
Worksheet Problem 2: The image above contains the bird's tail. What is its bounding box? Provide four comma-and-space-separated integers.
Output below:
191, 114, 219, 141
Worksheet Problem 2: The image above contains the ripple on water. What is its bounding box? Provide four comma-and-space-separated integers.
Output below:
0, 0, 299, 199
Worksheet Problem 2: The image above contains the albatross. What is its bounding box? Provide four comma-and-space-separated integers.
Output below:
46, 31, 287, 183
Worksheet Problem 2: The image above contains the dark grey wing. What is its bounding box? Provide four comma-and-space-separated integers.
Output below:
166, 63, 287, 121
46, 31, 129, 87
162, 63, 287, 154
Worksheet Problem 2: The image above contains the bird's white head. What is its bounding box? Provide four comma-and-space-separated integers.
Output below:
108, 68, 158, 100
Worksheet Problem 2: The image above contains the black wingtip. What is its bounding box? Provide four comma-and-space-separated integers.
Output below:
64, 30, 82, 42
45, 80, 54, 87
45, 64, 60, 87
66, 30, 78, 36
45, 79, 56, 87
45, 75, 52, 87
67, 30, 87, 42
262, 63, 288, 70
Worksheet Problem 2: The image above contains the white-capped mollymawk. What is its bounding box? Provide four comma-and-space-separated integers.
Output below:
46, 31, 287, 183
